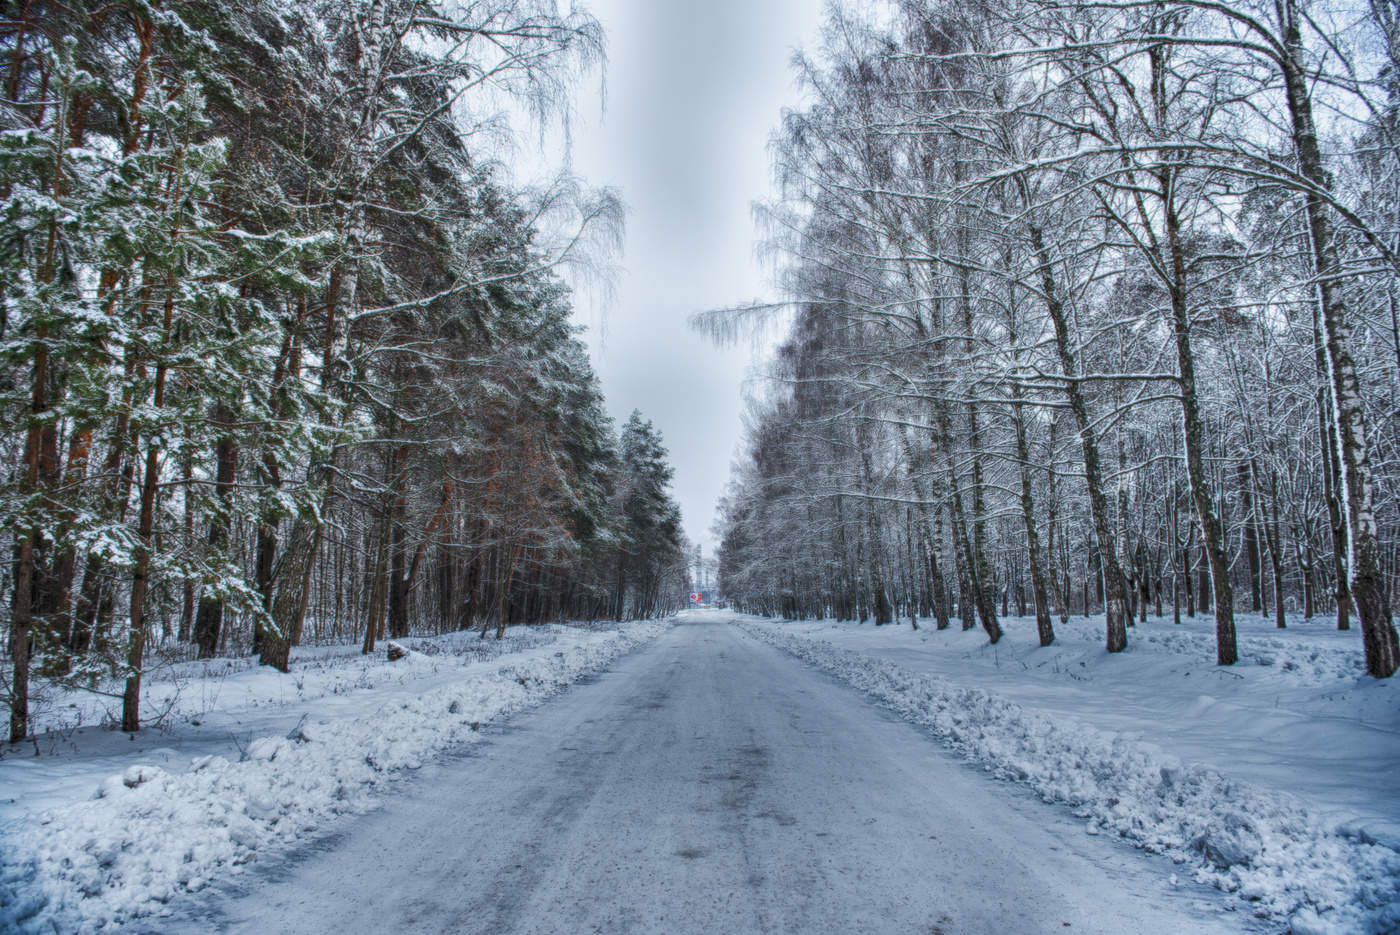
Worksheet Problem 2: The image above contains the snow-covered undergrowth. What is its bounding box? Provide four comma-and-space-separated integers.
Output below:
736, 615, 1400, 935
0, 620, 669, 933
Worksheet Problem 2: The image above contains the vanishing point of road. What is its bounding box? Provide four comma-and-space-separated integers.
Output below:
173, 613, 1257, 935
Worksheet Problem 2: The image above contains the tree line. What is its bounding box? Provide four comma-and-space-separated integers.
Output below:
708, 0, 1400, 678
1, 0, 688, 743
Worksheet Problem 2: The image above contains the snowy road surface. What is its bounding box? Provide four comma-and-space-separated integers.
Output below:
170, 615, 1257, 935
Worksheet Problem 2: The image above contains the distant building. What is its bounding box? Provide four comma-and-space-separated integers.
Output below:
687, 588, 724, 607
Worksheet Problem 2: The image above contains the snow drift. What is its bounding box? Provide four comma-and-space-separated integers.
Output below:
736, 617, 1400, 935
0, 621, 669, 933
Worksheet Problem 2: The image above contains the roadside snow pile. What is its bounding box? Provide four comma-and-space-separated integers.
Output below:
738, 619, 1400, 935
0, 621, 668, 934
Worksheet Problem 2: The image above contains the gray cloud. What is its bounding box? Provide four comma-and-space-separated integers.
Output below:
565, 0, 824, 554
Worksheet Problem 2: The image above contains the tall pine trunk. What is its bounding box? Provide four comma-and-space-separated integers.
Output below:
194, 406, 237, 657
123, 287, 177, 733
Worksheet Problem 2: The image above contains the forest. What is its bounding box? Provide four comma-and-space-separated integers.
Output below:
2, 4, 1398, 932
710, 0, 1400, 678
0, 0, 688, 745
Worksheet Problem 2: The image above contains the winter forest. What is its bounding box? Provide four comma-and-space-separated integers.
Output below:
0, 0, 688, 745
4, 0, 1400, 933
710, 0, 1400, 681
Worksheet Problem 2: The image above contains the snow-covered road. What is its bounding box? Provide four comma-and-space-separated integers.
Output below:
169, 614, 1257, 935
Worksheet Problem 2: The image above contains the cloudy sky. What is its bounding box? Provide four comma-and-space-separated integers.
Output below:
543, 0, 827, 555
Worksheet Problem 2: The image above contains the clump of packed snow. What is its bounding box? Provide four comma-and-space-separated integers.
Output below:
0, 620, 669, 934
736, 613, 1400, 935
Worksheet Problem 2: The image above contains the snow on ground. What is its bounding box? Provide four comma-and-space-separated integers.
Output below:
0, 620, 670, 934
735, 610, 1400, 935
156, 613, 1271, 935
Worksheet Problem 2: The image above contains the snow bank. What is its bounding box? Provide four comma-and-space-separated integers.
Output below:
0, 621, 668, 934
737, 618, 1400, 935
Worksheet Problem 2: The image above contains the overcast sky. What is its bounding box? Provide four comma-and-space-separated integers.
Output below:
544, 0, 826, 556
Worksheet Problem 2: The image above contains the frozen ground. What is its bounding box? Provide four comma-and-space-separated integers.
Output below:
735, 609, 1400, 935
0, 620, 670, 933
2, 609, 1395, 935
162, 615, 1260, 935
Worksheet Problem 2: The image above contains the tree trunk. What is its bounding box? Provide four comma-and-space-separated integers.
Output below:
1297, 530, 1315, 620
1281, 4, 1398, 675
10, 333, 46, 735
931, 506, 950, 629
363, 506, 391, 655
1240, 461, 1263, 613
41, 414, 99, 674
1160, 185, 1237, 665
9, 532, 35, 742
1259, 465, 1287, 629
253, 514, 277, 654
1317, 361, 1350, 629
1171, 484, 1183, 626
194, 407, 237, 657
1046, 419, 1069, 624
945, 498, 969, 628
857, 444, 894, 626
1029, 223, 1129, 652
123, 288, 176, 733
260, 444, 339, 671
388, 516, 409, 640
178, 453, 196, 644
1013, 394, 1054, 646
